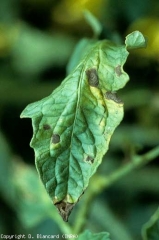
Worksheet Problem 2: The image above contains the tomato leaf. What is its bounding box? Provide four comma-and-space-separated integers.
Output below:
20, 31, 146, 221
125, 30, 147, 49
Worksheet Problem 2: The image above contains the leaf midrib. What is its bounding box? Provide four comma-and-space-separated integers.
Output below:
66, 42, 100, 200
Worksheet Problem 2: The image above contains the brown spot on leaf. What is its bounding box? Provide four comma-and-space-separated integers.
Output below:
86, 68, 99, 87
52, 134, 60, 144
43, 124, 51, 130
55, 201, 75, 222
105, 91, 123, 103
115, 65, 122, 77
86, 156, 94, 164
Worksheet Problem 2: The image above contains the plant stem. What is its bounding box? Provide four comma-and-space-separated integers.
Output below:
72, 189, 93, 234
73, 146, 159, 234
100, 145, 159, 190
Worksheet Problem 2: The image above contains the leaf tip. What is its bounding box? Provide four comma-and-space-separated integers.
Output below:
20, 110, 26, 119
125, 30, 147, 49
20, 107, 30, 119
55, 201, 75, 222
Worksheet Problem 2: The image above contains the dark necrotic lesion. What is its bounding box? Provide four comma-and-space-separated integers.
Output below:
52, 134, 60, 144
86, 68, 99, 87
115, 65, 122, 77
43, 124, 51, 130
105, 91, 123, 103
86, 156, 94, 164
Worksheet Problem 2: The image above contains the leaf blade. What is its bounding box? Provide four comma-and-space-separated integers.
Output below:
21, 39, 130, 220
125, 30, 147, 49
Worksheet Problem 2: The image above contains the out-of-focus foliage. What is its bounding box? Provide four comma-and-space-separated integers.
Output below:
11, 24, 76, 77
127, 17, 159, 59
142, 208, 159, 240
12, 161, 54, 228
78, 230, 111, 240
0, 0, 159, 239
53, 0, 106, 26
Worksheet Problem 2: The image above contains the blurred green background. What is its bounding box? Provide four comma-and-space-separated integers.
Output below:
0, 0, 159, 239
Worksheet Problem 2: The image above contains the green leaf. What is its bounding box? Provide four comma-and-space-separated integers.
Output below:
125, 31, 147, 49
83, 10, 102, 38
142, 208, 159, 240
12, 161, 54, 228
0, 132, 15, 204
66, 38, 96, 75
12, 23, 76, 76
20, 34, 138, 221
78, 230, 111, 240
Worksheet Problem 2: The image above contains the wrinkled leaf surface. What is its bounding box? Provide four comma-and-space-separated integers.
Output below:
21, 32, 145, 221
